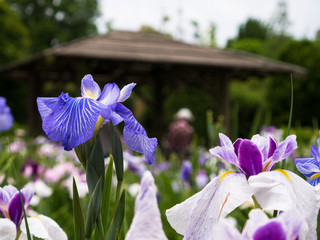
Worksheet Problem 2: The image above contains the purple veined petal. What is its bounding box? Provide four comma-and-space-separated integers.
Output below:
125, 171, 167, 240
118, 83, 136, 102
166, 172, 254, 239
233, 138, 243, 157
36, 97, 59, 121
97, 83, 120, 107
238, 140, 263, 177
209, 146, 238, 166
270, 135, 297, 162
295, 157, 320, 177
3, 186, 18, 199
81, 74, 101, 99
251, 135, 269, 161
267, 136, 277, 158
311, 143, 320, 162
0, 189, 10, 218
253, 221, 286, 240
115, 103, 157, 165
42, 93, 104, 151
308, 176, 320, 187
8, 191, 25, 227
99, 107, 112, 120
110, 111, 123, 125
218, 133, 234, 148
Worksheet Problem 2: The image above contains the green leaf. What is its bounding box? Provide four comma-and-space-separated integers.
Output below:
85, 178, 103, 239
73, 178, 85, 240
106, 190, 126, 240
86, 137, 105, 196
102, 155, 114, 233
110, 124, 123, 183
20, 191, 32, 240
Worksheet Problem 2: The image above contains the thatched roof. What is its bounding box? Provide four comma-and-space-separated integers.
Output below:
0, 31, 307, 78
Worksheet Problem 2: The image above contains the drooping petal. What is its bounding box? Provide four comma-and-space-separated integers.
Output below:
218, 133, 234, 148
307, 174, 320, 186
166, 172, 254, 240
42, 93, 104, 150
270, 135, 297, 162
97, 83, 120, 107
110, 111, 123, 125
115, 103, 157, 165
36, 97, 59, 121
0, 218, 16, 240
249, 170, 320, 240
20, 215, 67, 240
118, 83, 136, 102
125, 171, 167, 240
311, 143, 320, 162
253, 222, 286, 240
81, 74, 101, 99
295, 157, 320, 177
209, 147, 238, 166
212, 218, 243, 240
238, 140, 263, 176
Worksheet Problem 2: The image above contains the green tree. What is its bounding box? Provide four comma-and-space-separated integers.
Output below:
6, 0, 99, 52
238, 18, 271, 41
0, 0, 29, 64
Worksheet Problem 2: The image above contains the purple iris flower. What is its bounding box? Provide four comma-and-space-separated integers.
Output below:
0, 185, 34, 228
0, 97, 13, 132
295, 131, 320, 186
37, 74, 157, 164
210, 133, 297, 177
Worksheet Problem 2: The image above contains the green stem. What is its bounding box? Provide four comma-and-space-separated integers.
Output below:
97, 215, 105, 239
252, 195, 262, 209
115, 180, 123, 205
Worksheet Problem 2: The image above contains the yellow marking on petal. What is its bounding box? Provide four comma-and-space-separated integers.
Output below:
218, 193, 230, 220
263, 161, 272, 172
276, 169, 291, 181
310, 173, 320, 180
32, 216, 43, 221
219, 171, 235, 184
83, 90, 96, 99
94, 116, 105, 136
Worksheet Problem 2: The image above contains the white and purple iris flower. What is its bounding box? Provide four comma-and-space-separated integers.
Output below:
0, 185, 67, 240
0, 97, 13, 132
166, 133, 320, 240
37, 74, 157, 164
125, 171, 167, 240
213, 209, 302, 240
296, 131, 320, 186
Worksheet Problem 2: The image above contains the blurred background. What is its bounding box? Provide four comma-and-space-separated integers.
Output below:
1, 0, 320, 238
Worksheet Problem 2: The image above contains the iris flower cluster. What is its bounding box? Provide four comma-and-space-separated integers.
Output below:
37, 74, 157, 164
166, 133, 320, 240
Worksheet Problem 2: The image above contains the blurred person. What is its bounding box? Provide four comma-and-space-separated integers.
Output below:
165, 108, 194, 159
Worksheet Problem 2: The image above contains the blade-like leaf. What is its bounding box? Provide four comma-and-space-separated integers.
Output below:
73, 178, 85, 240
106, 190, 126, 240
86, 137, 105, 196
110, 124, 123, 183
102, 155, 114, 232
85, 178, 103, 239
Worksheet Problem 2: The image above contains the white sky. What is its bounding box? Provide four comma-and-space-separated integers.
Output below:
96, 0, 320, 47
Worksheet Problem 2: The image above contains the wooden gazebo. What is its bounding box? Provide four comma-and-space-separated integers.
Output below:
0, 31, 307, 138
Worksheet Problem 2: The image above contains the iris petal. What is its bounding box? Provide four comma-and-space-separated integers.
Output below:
118, 83, 136, 102
97, 83, 120, 107
115, 103, 157, 165
81, 74, 101, 99
37, 97, 58, 121
219, 133, 234, 148
295, 157, 319, 177
238, 140, 263, 176
42, 93, 104, 150
253, 222, 286, 240
233, 138, 243, 157
271, 135, 297, 162
8, 191, 25, 227
209, 146, 238, 166
166, 172, 254, 240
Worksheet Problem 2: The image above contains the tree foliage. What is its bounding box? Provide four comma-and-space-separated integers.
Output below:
0, 0, 29, 64
6, 0, 99, 52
